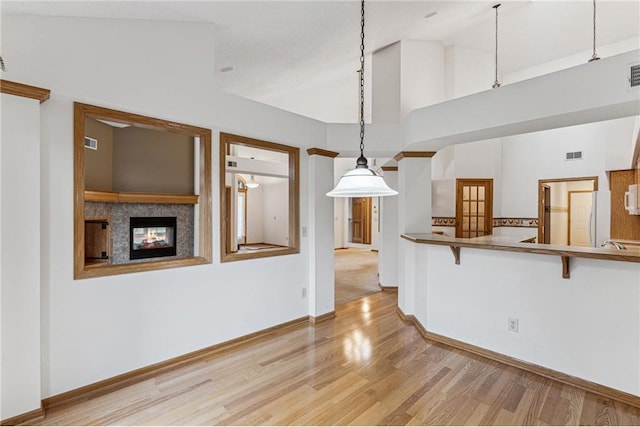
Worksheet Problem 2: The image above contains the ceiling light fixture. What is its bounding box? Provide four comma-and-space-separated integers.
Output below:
492, 3, 501, 89
246, 175, 260, 189
0, 55, 6, 72
327, 0, 398, 198
588, 0, 600, 62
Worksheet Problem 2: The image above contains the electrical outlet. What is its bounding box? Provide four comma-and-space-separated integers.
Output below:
508, 317, 519, 333
302, 287, 307, 298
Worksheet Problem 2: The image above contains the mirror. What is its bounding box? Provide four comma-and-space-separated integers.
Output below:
220, 132, 299, 262
74, 102, 212, 279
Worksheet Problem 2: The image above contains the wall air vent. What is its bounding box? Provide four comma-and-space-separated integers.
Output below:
84, 137, 98, 150
565, 151, 583, 161
630, 64, 640, 87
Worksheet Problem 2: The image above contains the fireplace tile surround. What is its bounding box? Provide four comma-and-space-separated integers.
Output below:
85, 202, 194, 264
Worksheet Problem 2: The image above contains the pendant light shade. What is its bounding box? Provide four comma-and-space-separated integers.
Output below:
327, 0, 398, 198
246, 175, 260, 189
327, 157, 398, 197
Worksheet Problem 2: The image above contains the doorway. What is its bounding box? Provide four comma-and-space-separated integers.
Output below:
537, 177, 598, 246
568, 191, 593, 246
542, 184, 551, 244
350, 197, 372, 244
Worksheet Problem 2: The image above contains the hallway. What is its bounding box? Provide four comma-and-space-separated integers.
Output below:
334, 248, 380, 306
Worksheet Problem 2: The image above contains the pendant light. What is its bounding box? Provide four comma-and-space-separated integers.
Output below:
246, 175, 260, 189
327, 0, 398, 198
491, 3, 501, 89
588, 0, 600, 62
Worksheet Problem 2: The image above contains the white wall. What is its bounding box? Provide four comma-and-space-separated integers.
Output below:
400, 40, 445, 120
501, 117, 635, 243
0, 94, 42, 419
1, 14, 329, 400
444, 44, 494, 100
246, 186, 264, 244
419, 244, 640, 396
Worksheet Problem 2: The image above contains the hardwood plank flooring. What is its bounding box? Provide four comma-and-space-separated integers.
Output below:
32, 292, 640, 425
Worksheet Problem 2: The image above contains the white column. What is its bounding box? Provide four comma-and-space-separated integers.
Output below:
1, 92, 43, 420
307, 149, 338, 318
397, 153, 433, 316
378, 167, 398, 287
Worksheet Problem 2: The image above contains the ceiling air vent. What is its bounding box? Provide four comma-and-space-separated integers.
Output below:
84, 137, 98, 150
630, 64, 640, 88
565, 151, 583, 161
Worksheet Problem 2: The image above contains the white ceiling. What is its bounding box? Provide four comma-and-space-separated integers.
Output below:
3, 1, 639, 122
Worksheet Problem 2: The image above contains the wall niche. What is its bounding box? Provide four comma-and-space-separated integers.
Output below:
74, 103, 212, 279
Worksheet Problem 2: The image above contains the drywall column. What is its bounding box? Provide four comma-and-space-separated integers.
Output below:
372, 40, 445, 124
307, 149, 338, 319
378, 167, 399, 287
1, 86, 48, 421
397, 153, 434, 316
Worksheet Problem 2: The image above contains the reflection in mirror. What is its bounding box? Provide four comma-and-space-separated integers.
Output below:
220, 133, 299, 262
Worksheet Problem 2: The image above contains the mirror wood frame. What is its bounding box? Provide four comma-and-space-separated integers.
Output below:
74, 102, 212, 279
219, 132, 300, 262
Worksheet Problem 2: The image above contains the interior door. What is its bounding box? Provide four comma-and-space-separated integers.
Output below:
455, 179, 493, 238
351, 197, 371, 244
569, 191, 592, 246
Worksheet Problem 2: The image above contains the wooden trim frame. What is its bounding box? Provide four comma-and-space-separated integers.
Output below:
73, 103, 212, 279
220, 132, 300, 262
309, 311, 336, 324
537, 176, 598, 244
396, 309, 640, 408
84, 190, 198, 204
393, 151, 436, 162
307, 148, 339, 158
380, 166, 398, 172
0, 406, 45, 426
0, 79, 50, 103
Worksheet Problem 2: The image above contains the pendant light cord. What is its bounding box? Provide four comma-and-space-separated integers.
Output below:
492, 4, 501, 89
357, 0, 366, 165
589, 0, 600, 62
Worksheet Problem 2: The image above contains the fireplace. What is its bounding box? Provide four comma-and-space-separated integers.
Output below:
129, 217, 177, 260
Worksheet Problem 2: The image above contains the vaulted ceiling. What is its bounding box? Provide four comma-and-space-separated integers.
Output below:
3, 1, 639, 122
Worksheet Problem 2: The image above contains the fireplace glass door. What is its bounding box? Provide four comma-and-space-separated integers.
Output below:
130, 217, 177, 260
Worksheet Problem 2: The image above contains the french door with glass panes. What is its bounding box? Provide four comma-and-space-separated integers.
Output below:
455, 179, 493, 238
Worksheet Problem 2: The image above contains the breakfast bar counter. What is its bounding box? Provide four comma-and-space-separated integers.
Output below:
401, 233, 640, 278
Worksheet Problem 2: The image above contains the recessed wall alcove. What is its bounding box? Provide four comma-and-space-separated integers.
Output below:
74, 103, 212, 279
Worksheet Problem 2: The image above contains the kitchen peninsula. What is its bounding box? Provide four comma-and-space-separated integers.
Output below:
398, 232, 640, 407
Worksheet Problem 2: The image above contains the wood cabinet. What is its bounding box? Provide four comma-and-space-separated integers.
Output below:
85, 219, 110, 264
609, 169, 640, 240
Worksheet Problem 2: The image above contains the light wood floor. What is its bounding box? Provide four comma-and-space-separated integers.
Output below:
334, 248, 380, 305
34, 292, 639, 425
